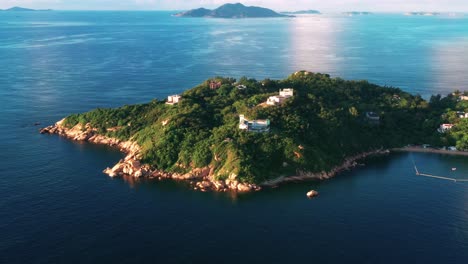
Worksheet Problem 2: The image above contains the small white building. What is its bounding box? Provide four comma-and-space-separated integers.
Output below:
460, 95, 468, 101
166, 95, 181, 105
239, 115, 270, 132
438, 123, 454, 133
266, 88, 294, 106
279, 88, 294, 97
266, 96, 287, 106
457, 112, 468, 119
236, 84, 247, 90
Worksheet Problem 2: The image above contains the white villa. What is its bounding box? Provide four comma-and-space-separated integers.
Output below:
279, 88, 294, 97
266, 96, 286, 105
266, 88, 294, 106
457, 111, 468, 119
166, 95, 181, 105
236, 84, 247, 90
438, 123, 455, 133
460, 95, 468, 101
239, 115, 270, 132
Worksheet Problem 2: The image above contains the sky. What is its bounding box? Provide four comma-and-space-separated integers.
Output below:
1, 0, 468, 12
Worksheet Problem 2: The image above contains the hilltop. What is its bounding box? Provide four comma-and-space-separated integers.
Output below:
1, 6, 51, 11
41, 72, 468, 192
174, 3, 289, 18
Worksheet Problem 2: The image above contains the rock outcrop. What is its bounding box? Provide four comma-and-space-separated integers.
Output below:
306, 190, 319, 198
40, 119, 261, 193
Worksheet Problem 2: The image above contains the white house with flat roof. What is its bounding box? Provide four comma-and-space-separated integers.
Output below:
266, 88, 294, 106
266, 96, 287, 105
166, 95, 181, 105
438, 123, 454, 133
239, 115, 270, 132
457, 111, 468, 118
279, 88, 294, 97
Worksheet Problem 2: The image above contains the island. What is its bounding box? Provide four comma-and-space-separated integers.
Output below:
1, 6, 52, 11
343, 11, 373, 16
174, 3, 289, 18
404, 12, 440, 16
40, 71, 468, 192
281, 10, 321, 15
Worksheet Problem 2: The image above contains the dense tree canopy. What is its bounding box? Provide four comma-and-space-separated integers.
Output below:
63, 72, 468, 183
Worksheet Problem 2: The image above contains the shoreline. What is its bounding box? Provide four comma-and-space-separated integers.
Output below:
40, 119, 261, 193
40, 120, 394, 192
261, 149, 390, 187
393, 146, 468, 156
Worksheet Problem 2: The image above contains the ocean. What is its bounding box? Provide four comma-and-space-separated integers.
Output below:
0, 11, 467, 263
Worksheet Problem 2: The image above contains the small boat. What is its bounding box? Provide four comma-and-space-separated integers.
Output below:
452, 168, 457, 171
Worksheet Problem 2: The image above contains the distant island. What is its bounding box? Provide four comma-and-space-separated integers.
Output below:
343, 11, 372, 16
40, 72, 468, 192
1, 6, 52, 11
174, 3, 289, 18
404, 12, 440, 16
281, 10, 321, 15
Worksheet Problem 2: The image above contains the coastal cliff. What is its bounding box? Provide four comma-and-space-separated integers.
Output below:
40, 119, 261, 192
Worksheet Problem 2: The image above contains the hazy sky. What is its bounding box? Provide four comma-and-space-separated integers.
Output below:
1, 0, 468, 12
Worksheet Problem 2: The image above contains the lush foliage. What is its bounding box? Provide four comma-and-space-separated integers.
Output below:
62, 72, 468, 183
427, 91, 468, 150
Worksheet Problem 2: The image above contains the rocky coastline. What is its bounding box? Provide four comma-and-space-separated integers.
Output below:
40, 119, 261, 193
261, 149, 390, 187
40, 119, 390, 193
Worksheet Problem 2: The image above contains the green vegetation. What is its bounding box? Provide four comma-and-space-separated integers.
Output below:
174, 3, 288, 18
62, 72, 468, 183
426, 91, 468, 150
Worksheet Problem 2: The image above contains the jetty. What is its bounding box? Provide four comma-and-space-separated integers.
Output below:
410, 153, 467, 182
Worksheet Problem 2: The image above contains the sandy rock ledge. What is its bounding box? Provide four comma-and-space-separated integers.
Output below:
40, 119, 261, 193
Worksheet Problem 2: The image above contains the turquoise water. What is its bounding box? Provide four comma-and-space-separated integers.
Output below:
1, 11, 468, 263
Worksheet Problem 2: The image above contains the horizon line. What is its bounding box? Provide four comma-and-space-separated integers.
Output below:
1, 6, 468, 13
1, 8, 467, 13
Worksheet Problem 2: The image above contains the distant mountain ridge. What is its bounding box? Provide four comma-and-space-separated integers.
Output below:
343, 11, 372, 16
174, 3, 289, 18
281, 10, 321, 15
404, 12, 440, 16
1, 6, 52, 11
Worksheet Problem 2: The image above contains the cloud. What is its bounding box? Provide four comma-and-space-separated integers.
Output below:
134, 0, 468, 11
1, 0, 62, 8
1, 0, 467, 12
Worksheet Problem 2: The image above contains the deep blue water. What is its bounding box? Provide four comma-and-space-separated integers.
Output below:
1, 11, 468, 263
